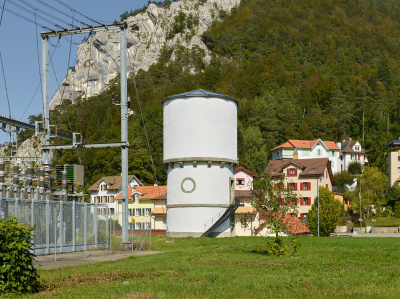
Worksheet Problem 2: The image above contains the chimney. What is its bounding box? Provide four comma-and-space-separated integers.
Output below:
336, 142, 341, 149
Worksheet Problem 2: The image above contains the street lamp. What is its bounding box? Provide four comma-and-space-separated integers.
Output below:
317, 176, 323, 237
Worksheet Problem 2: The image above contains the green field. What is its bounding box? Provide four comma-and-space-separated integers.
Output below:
24, 236, 400, 298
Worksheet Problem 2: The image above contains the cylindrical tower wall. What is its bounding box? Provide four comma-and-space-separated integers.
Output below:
163, 90, 238, 237
163, 97, 237, 162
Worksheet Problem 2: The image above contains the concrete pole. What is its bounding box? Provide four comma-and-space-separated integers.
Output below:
120, 24, 129, 243
41, 35, 51, 169
317, 177, 320, 237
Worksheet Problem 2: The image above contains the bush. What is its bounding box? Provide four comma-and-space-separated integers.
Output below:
0, 217, 40, 294
395, 202, 400, 218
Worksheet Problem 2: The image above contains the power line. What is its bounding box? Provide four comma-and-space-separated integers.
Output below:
7, 0, 65, 30
0, 0, 5, 27
0, 52, 11, 118
33, 0, 91, 27
53, 0, 102, 26
0, 4, 53, 31
16, 0, 78, 29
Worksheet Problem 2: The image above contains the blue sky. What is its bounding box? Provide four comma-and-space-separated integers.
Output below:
0, 0, 149, 144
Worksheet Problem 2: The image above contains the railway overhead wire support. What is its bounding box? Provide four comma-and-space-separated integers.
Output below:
40, 22, 130, 243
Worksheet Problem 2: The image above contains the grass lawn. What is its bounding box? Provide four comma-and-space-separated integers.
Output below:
20, 236, 400, 298
365, 217, 400, 227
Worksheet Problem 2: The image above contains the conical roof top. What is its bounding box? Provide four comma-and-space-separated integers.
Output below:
161, 89, 238, 103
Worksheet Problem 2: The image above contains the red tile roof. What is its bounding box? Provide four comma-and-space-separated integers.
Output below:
87, 174, 143, 192
114, 185, 167, 200
271, 139, 340, 151
266, 158, 334, 186
258, 212, 310, 234
341, 140, 365, 154
234, 166, 258, 177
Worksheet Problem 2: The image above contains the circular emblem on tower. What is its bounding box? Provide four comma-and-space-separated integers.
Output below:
181, 177, 196, 193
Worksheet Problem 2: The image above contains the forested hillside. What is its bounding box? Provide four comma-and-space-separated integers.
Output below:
43, 0, 400, 186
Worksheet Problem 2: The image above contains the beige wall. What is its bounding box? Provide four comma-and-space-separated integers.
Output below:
388, 151, 400, 187
234, 170, 254, 191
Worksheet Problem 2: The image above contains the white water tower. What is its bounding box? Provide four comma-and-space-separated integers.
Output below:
163, 89, 238, 237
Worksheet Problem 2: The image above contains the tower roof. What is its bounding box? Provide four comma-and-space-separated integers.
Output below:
161, 89, 239, 103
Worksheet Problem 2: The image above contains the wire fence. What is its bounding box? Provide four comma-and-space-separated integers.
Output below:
0, 198, 109, 255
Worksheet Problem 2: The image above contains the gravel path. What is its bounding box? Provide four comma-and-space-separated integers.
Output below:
34, 250, 164, 270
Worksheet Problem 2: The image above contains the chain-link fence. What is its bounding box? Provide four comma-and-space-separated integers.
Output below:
0, 198, 108, 255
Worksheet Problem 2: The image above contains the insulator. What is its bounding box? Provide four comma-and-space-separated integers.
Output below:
26, 166, 33, 175
13, 175, 18, 185
12, 164, 19, 176
0, 162, 5, 172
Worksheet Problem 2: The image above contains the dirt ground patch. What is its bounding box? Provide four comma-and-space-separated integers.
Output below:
34, 250, 164, 270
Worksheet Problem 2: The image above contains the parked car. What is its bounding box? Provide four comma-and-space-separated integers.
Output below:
330, 231, 337, 237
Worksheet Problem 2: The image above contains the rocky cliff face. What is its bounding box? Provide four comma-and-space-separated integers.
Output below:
50, 0, 240, 110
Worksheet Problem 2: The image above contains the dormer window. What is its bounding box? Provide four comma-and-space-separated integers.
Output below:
311, 168, 315, 172
100, 184, 107, 191
287, 168, 297, 177
317, 149, 322, 156
236, 178, 245, 186
354, 146, 360, 151
273, 169, 277, 173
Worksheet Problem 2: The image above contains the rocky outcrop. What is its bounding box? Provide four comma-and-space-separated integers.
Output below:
50, 0, 240, 110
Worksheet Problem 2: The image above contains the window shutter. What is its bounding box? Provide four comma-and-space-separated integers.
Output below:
287, 183, 290, 189
274, 183, 278, 191
287, 169, 290, 176
300, 213, 304, 217
295, 169, 297, 176
300, 183, 303, 191
309, 182, 311, 190
295, 183, 298, 191
300, 198, 304, 205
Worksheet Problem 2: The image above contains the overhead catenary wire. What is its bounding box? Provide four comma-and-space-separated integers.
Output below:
0, 0, 5, 27
33, 0, 91, 27
54, 0, 102, 26
0, 4, 53, 31
16, 0, 79, 29
6, 0, 66, 30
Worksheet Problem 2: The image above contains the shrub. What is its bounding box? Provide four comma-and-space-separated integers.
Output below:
0, 217, 40, 294
395, 202, 400, 218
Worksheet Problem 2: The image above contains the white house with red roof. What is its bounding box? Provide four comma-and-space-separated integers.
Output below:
271, 139, 341, 173
114, 185, 167, 230
337, 139, 368, 171
88, 174, 143, 218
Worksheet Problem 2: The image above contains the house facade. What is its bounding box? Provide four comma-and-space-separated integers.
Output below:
271, 139, 341, 173
266, 158, 334, 218
385, 137, 400, 187
87, 175, 143, 217
114, 185, 167, 230
337, 139, 368, 172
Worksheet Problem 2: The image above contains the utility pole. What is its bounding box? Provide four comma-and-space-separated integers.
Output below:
41, 23, 130, 243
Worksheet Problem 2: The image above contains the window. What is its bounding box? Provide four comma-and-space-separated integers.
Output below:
241, 218, 248, 228
300, 213, 308, 218
317, 149, 322, 156
129, 209, 134, 216
311, 168, 315, 172
287, 182, 297, 191
300, 182, 311, 191
300, 197, 311, 205
236, 178, 245, 186
144, 222, 151, 229
135, 222, 142, 230
102, 196, 107, 203
108, 196, 114, 203
302, 150, 310, 156
163, 218, 166, 224
287, 168, 297, 177
100, 184, 107, 191
135, 208, 142, 216
109, 208, 114, 214
144, 208, 151, 216
135, 194, 139, 203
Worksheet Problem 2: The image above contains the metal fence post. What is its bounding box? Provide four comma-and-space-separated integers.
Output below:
46, 199, 50, 255
60, 201, 63, 253
15, 198, 19, 220
94, 203, 98, 249
72, 200, 75, 252
106, 206, 109, 251
84, 202, 87, 254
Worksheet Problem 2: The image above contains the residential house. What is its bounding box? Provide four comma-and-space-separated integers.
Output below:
114, 185, 167, 230
337, 139, 368, 171
232, 167, 257, 236
271, 139, 341, 173
385, 137, 400, 187
88, 175, 143, 217
266, 158, 334, 218
152, 192, 167, 230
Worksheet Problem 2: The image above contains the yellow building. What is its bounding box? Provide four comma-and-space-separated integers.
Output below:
114, 185, 167, 230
